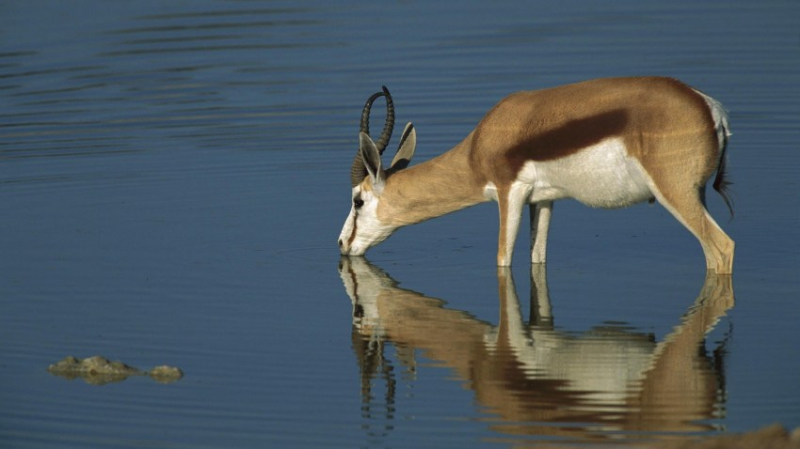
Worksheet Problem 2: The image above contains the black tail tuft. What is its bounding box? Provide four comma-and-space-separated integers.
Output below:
712, 136, 735, 219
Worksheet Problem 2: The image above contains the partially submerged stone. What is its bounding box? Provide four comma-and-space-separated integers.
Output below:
654, 423, 800, 449
47, 356, 182, 385
149, 365, 183, 383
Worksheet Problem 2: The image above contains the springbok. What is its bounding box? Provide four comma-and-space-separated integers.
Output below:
338, 77, 735, 273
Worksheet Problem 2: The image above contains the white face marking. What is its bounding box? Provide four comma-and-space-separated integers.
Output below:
338, 184, 396, 256
338, 257, 387, 334
519, 137, 653, 208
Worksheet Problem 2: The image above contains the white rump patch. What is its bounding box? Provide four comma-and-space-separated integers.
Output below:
693, 88, 732, 149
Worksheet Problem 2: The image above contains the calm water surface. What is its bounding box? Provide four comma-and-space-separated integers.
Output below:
1, 1, 799, 448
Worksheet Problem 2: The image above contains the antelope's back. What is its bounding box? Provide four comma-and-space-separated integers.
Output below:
470, 77, 719, 182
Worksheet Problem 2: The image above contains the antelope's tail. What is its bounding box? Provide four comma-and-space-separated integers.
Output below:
700, 90, 734, 218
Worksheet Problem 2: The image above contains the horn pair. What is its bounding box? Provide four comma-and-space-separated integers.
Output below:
350, 86, 395, 187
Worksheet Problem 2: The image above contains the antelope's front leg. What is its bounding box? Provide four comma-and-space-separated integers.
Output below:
496, 185, 532, 266
530, 201, 553, 264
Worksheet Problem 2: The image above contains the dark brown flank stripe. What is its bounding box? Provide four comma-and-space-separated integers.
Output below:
504, 108, 630, 173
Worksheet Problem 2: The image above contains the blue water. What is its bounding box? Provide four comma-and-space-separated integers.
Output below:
1, 1, 799, 447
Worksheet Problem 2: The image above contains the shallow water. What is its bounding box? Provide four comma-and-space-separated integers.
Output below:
1, 1, 799, 448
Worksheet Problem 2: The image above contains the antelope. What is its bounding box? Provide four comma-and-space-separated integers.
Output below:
338, 77, 735, 273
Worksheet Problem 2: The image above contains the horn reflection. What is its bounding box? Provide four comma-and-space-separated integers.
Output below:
338, 258, 734, 445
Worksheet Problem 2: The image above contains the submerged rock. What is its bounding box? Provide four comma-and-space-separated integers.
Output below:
148, 365, 184, 383
654, 423, 800, 449
47, 356, 183, 385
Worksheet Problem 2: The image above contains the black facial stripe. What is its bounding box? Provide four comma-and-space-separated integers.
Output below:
347, 214, 358, 246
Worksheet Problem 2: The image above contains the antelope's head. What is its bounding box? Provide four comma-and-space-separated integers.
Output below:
338, 87, 417, 256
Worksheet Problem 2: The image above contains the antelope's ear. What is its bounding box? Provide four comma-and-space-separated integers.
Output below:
390, 122, 416, 171
359, 132, 386, 189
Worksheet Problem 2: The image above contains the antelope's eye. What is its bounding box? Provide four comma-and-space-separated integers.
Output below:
354, 198, 364, 209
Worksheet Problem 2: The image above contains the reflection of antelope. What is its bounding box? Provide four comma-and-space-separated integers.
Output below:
338, 78, 735, 273
339, 258, 734, 444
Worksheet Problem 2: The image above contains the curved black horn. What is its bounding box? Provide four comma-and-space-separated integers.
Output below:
374, 86, 394, 155
351, 90, 384, 187
350, 87, 395, 187
350, 151, 367, 188
360, 91, 384, 135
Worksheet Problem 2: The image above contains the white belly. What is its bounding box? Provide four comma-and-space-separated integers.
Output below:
518, 137, 654, 208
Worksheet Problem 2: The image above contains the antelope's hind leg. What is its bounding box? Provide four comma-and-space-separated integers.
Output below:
652, 183, 734, 274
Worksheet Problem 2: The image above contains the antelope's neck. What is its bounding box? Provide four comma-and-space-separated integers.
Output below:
377, 138, 487, 227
